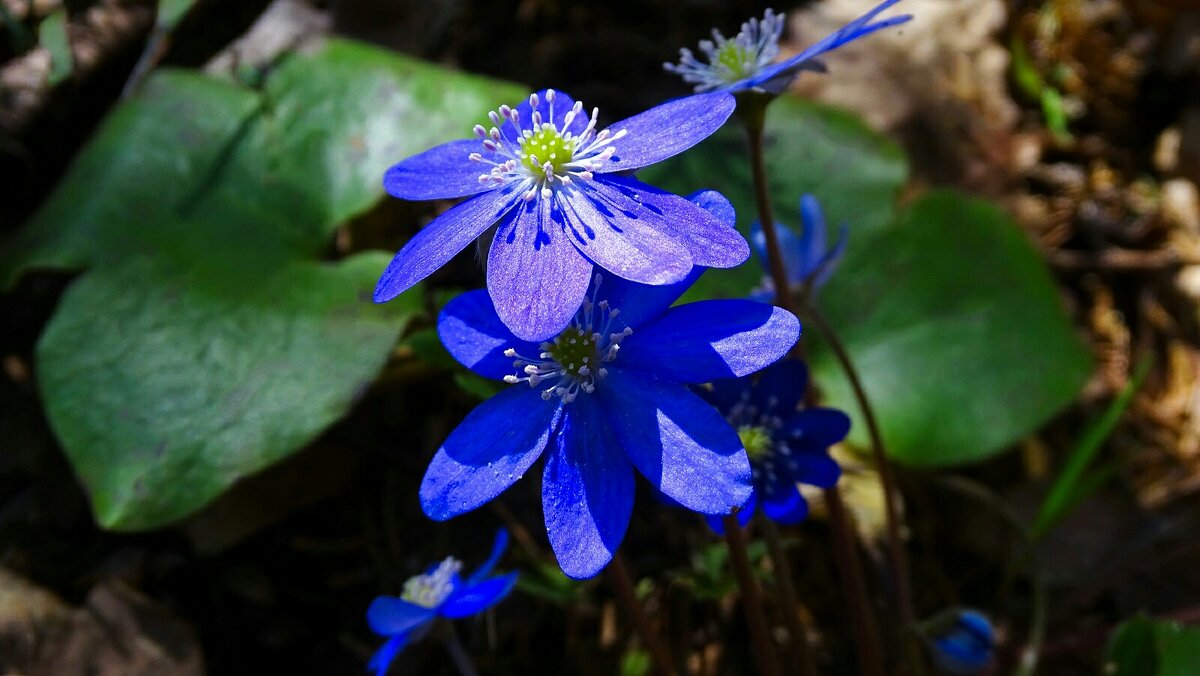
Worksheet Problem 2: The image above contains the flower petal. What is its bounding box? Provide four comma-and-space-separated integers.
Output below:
438, 290, 538, 380
440, 572, 518, 618
750, 220, 808, 285
557, 185, 693, 285
619, 300, 799, 383
752, 359, 809, 414
375, 187, 521, 302
487, 195, 594, 341
685, 189, 736, 227
704, 490, 757, 535
383, 139, 495, 201
368, 633, 413, 676
600, 92, 736, 172
594, 268, 704, 331
543, 397, 635, 579
597, 176, 748, 268
503, 89, 588, 139
366, 597, 437, 636
420, 386, 562, 520
784, 451, 842, 489
761, 488, 809, 525
784, 408, 852, 449
466, 529, 510, 583
598, 368, 751, 515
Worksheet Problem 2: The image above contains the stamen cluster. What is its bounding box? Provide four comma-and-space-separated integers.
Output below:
468, 90, 626, 202
400, 557, 463, 608
726, 390, 792, 486
665, 9, 785, 91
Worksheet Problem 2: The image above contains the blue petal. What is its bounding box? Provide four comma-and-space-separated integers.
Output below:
618, 300, 799, 383
692, 377, 753, 416
685, 189, 736, 228
797, 194, 828, 276
704, 490, 757, 535
741, 0, 913, 91
749, 220, 808, 285
557, 184, 693, 285
594, 268, 704, 331
543, 397, 635, 579
761, 488, 809, 525
375, 187, 521, 303
600, 92, 736, 172
597, 176, 748, 268
598, 368, 751, 515
440, 572, 518, 619
752, 359, 809, 414
487, 195, 594, 341
467, 529, 510, 584
931, 611, 995, 675
438, 290, 539, 380
784, 451, 841, 489
366, 596, 437, 636
783, 408, 852, 448
368, 633, 413, 676
812, 223, 849, 290
420, 386, 562, 520
383, 139, 495, 201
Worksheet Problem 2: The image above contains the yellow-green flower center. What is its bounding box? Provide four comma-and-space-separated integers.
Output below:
716, 41, 751, 78
546, 326, 597, 378
738, 425, 773, 461
520, 127, 574, 174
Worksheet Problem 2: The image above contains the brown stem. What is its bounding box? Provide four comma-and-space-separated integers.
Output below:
825, 486, 886, 676
723, 516, 782, 676
760, 519, 818, 676
607, 553, 676, 676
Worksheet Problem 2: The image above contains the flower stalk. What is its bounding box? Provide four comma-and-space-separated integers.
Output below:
608, 553, 676, 676
723, 515, 782, 676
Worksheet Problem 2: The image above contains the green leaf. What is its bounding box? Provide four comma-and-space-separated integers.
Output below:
812, 191, 1092, 465
638, 95, 908, 303
36, 253, 415, 530
157, 0, 198, 31
38, 9, 72, 86
1106, 615, 1200, 676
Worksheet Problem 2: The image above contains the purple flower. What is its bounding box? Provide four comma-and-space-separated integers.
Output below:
366, 529, 516, 676
927, 609, 996, 675
425, 196, 798, 579
695, 359, 847, 534
665, 2, 912, 94
375, 88, 749, 342
751, 193, 848, 300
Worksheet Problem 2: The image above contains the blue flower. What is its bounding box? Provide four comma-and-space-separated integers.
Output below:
366, 529, 517, 676
927, 609, 996, 675
664, 1, 912, 94
425, 194, 799, 579
751, 193, 848, 300
695, 359, 847, 534
374, 88, 749, 342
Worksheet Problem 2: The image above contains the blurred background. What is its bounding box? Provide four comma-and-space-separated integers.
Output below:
2, 0, 1199, 674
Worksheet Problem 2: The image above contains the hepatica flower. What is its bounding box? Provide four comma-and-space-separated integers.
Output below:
751, 193, 847, 300
926, 609, 996, 675
665, 1, 912, 94
375, 88, 749, 342
696, 359, 848, 533
427, 201, 798, 579
366, 529, 516, 676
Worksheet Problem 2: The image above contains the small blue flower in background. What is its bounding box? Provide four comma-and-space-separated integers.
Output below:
423, 193, 799, 579
374, 88, 749, 342
665, 1, 912, 94
695, 359, 848, 534
366, 529, 517, 676
751, 193, 848, 301
926, 609, 996, 675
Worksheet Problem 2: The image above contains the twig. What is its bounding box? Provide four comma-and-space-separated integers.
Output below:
760, 519, 818, 676
608, 553, 676, 676
723, 516, 781, 676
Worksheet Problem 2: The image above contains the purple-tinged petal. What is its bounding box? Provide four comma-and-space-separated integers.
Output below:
487, 196, 594, 341
383, 139, 495, 201
594, 268, 703, 331
784, 408, 852, 449
368, 633, 413, 676
420, 386, 562, 520
366, 597, 437, 636
466, 529, 510, 583
440, 572, 518, 618
598, 368, 751, 515
786, 451, 842, 489
798, 194, 829, 271
543, 397, 635, 580
685, 189, 736, 228
753, 359, 808, 413
375, 187, 521, 302
743, 0, 912, 90
750, 220, 808, 286
600, 92, 736, 172
557, 185, 693, 285
438, 290, 538, 380
619, 300, 799, 384
704, 490, 758, 535
812, 223, 849, 289
597, 176, 748, 268
761, 489, 809, 525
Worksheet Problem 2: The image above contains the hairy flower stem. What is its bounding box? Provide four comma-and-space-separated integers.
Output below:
440, 622, 482, 676
608, 553, 676, 676
723, 516, 782, 676
738, 93, 884, 676
760, 519, 818, 676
